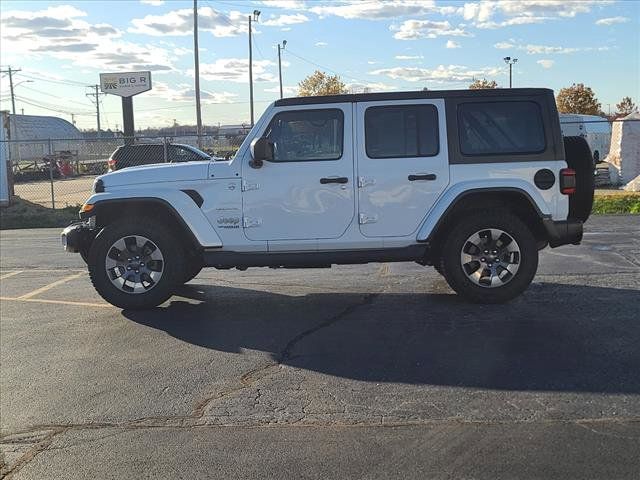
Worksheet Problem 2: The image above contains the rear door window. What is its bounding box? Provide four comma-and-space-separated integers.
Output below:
458, 101, 545, 156
365, 105, 439, 159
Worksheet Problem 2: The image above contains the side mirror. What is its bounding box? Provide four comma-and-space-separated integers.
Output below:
249, 137, 273, 168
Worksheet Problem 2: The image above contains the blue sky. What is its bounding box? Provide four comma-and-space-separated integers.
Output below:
1, 0, 638, 129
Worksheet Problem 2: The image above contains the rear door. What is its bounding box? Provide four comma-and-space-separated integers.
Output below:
356, 99, 449, 237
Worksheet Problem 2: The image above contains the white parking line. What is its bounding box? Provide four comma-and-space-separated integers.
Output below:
17, 272, 85, 299
0, 297, 113, 308
0, 271, 23, 280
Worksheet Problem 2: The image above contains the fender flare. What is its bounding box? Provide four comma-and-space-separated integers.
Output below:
416, 180, 550, 242
82, 190, 223, 248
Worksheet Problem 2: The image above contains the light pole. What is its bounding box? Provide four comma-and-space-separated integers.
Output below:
249, 9, 260, 127
193, 0, 203, 147
503, 57, 518, 88
277, 40, 287, 99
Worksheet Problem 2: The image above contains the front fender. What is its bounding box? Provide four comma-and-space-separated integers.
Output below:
83, 189, 223, 248
416, 179, 551, 242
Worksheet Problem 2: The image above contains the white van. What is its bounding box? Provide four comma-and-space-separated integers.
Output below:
560, 114, 611, 164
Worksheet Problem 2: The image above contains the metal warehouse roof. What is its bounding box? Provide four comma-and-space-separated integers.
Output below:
9, 114, 83, 141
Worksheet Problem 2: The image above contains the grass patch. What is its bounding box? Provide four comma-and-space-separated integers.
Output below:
0, 197, 79, 230
592, 193, 640, 214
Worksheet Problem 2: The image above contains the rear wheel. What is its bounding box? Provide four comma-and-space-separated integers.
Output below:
88, 217, 184, 309
440, 210, 538, 304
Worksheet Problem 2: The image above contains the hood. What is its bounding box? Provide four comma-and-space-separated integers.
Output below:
99, 161, 210, 187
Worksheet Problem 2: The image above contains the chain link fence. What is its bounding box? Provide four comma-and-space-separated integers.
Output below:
1, 134, 247, 210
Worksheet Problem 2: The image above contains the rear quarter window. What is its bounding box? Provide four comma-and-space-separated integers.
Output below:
457, 101, 546, 156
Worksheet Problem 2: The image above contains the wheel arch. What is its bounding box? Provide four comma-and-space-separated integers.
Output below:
420, 188, 549, 263
87, 197, 204, 253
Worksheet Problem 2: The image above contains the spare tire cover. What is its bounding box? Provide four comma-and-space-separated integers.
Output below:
563, 136, 595, 222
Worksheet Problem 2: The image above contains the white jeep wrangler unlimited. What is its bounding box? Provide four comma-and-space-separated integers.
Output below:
62, 88, 594, 309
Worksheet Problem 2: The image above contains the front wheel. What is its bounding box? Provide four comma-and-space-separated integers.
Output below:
88, 217, 184, 309
439, 211, 538, 304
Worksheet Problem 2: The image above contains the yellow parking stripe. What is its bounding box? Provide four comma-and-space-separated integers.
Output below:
0, 271, 23, 280
0, 297, 113, 308
17, 273, 85, 299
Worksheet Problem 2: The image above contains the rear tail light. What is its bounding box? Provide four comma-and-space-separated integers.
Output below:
107, 158, 117, 171
560, 168, 576, 195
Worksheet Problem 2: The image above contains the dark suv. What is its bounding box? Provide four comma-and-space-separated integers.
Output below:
107, 143, 210, 171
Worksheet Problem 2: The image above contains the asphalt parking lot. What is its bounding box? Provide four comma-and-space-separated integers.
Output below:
1, 215, 639, 479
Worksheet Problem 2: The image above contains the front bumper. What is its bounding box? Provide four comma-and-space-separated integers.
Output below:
61, 219, 96, 254
543, 218, 583, 248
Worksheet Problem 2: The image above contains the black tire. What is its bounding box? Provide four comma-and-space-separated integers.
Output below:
181, 254, 203, 283
563, 136, 595, 222
88, 217, 184, 309
439, 210, 538, 304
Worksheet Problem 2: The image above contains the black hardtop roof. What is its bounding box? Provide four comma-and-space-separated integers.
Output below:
274, 88, 554, 107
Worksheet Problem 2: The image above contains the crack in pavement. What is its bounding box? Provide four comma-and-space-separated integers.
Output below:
1, 291, 380, 478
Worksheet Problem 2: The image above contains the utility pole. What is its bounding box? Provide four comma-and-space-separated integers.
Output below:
71, 113, 76, 125
86, 85, 105, 137
277, 40, 287, 99
193, 0, 203, 147
503, 57, 518, 88
0, 66, 21, 115
249, 10, 260, 126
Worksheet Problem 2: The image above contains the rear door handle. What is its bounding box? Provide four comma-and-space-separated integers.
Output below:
320, 177, 349, 184
408, 174, 437, 181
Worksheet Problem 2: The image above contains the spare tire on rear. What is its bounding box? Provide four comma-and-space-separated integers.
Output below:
563, 136, 595, 222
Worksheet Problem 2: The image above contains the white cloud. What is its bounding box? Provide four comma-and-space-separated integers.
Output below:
262, 13, 309, 27
457, 0, 608, 29
147, 81, 237, 104
346, 81, 396, 93
370, 64, 501, 83
446, 40, 461, 49
264, 85, 298, 95
130, 7, 247, 37
140, 0, 165, 6
315, 41, 328, 47
392, 19, 470, 40
261, 0, 307, 8
310, 0, 445, 19
395, 55, 423, 60
537, 59, 555, 69
494, 41, 515, 49
192, 58, 277, 83
0, 5, 178, 72
595, 16, 630, 26
367, 60, 379, 65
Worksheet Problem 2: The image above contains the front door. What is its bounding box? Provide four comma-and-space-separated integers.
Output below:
242, 104, 355, 241
356, 99, 449, 237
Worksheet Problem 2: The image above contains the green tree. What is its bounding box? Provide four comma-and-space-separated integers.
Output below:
556, 83, 601, 115
469, 78, 498, 89
298, 70, 347, 97
616, 96, 637, 116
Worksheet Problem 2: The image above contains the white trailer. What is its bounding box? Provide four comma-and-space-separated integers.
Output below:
560, 114, 611, 164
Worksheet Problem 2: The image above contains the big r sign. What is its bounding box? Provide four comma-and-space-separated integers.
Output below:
99, 71, 152, 97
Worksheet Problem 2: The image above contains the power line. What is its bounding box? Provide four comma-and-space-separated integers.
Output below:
86, 85, 106, 137
285, 48, 369, 84
17, 72, 87, 87
13, 95, 93, 116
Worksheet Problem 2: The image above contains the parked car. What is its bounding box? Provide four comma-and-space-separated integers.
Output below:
107, 143, 211, 171
63, 88, 594, 309
560, 114, 611, 165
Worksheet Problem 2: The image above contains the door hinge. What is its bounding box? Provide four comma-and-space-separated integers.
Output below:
359, 213, 378, 225
242, 217, 263, 228
242, 180, 260, 192
358, 176, 376, 188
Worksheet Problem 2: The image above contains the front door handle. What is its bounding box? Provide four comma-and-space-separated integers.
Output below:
408, 174, 437, 181
320, 177, 349, 184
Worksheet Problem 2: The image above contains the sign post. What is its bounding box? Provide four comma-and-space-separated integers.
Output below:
99, 71, 152, 145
